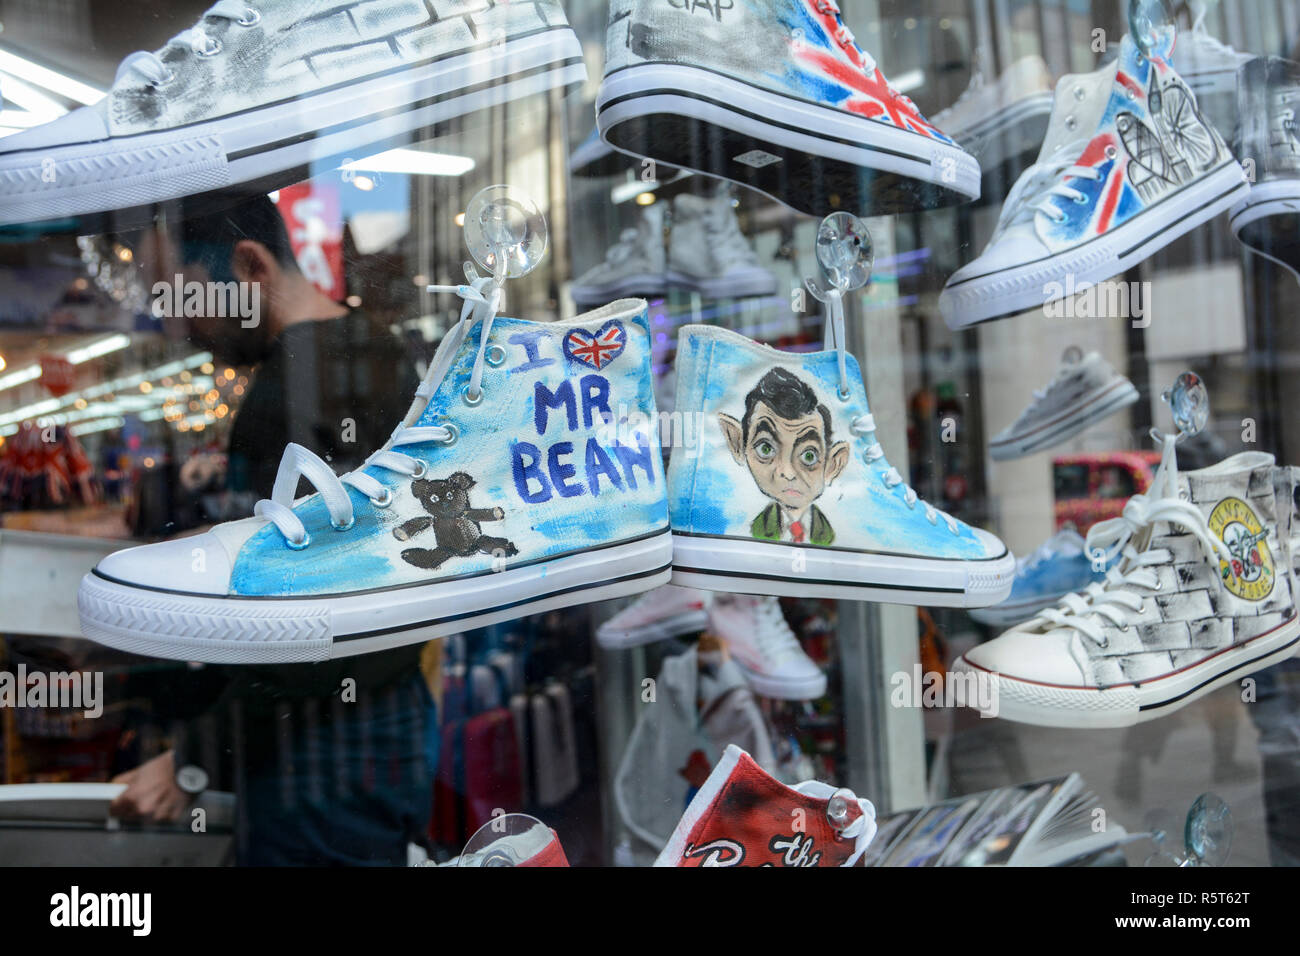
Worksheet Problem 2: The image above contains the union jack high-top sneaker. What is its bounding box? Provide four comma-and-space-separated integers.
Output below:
0, 0, 585, 227
596, 0, 979, 216
655, 744, 877, 867
666, 323, 1015, 605
940, 29, 1247, 329
78, 294, 671, 663
953, 445, 1300, 728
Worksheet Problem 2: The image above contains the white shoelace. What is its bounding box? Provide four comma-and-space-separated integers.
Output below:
751, 597, 802, 662
253, 278, 500, 547
116, 0, 257, 86
1001, 138, 1103, 229
789, 782, 877, 866
1038, 439, 1232, 647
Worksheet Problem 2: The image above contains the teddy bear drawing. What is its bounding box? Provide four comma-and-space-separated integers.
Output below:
393, 471, 518, 571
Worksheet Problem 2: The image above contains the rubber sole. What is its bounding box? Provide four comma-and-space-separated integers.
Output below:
570, 272, 669, 306
940, 160, 1249, 329
990, 379, 1139, 461
596, 62, 980, 217
0, 28, 586, 227
669, 532, 1015, 607
595, 607, 710, 649
78, 530, 673, 664
733, 661, 827, 701
1230, 177, 1300, 280
951, 616, 1300, 729
665, 267, 778, 299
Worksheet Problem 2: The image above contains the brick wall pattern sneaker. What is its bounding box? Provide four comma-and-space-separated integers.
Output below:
595, 0, 980, 216
596, 583, 711, 649
952, 445, 1300, 728
0, 0, 586, 227
931, 55, 1055, 172
939, 29, 1247, 329
77, 294, 672, 664
968, 528, 1111, 630
666, 193, 777, 300
654, 744, 876, 866
709, 594, 826, 699
571, 203, 667, 306
989, 348, 1139, 461
667, 323, 1014, 605
1230, 57, 1300, 282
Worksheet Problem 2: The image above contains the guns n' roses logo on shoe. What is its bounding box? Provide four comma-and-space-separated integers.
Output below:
1209, 496, 1275, 601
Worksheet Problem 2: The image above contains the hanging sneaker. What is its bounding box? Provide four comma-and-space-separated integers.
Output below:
77, 295, 672, 663
1230, 56, 1300, 282
667, 192, 777, 300
571, 203, 667, 306
0, 0, 586, 227
940, 29, 1247, 329
709, 594, 826, 700
655, 744, 876, 866
968, 528, 1112, 629
595, 0, 979, 216
437, 819, 570, 866
989, 347, 1139, 461
1171, 3, 1252, 100
931, 55, 1055, 172
596, 583, 711, 649
666, 323, 1015, 605
952, 447, 1300, 728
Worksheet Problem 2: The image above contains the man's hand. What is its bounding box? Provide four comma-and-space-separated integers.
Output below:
110, 750, 189, 823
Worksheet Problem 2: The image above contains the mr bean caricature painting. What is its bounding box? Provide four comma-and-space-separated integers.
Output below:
718, 368, 849, 546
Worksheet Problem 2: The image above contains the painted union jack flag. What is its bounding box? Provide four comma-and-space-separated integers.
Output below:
565, 320, 627, 370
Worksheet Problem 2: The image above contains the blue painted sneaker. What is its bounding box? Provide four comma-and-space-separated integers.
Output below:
77, 294, 672, 663
969, 528, 1111, 629
666, 324, 1015, 605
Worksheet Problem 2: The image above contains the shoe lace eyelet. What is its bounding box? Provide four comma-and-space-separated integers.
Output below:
193, 36, 222, 57
410, 461, 428, 479
1074, 194, 1088, 204
1105, 145, 1119, 160
331, 516, 355, 532
485, 344, 507, 367
371, 489, 393, 508
837, 386, 851, 402
286, 531, 311, 551
462, 385, 484, 407
439, 423, 460, 446
237, 7, 261, 26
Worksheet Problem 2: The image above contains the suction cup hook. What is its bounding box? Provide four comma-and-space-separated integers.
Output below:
1152, 370, 1208, 446
461, 185, 547, 286
456, 813, 549, 867
1129, 0, 1175, 57
804, 212, 873, 303
1061, 344, 1084, 365
1183, 793, 1232, 866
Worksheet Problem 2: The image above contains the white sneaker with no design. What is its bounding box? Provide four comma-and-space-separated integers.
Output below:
667, 193, 776, 300
596, 584, 711, 649
709, 595, 826, 700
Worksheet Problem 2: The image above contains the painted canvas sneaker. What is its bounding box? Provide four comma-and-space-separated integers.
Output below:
667, 324, 1014, 605
596, 584, 711, 649
968, 528, 1111, 630
571, 203, 666, 306
1230, 57, 1300, 282
940, 29, 1247, 329
77, 295, 672, 663
596, 0, 979, 216
0, 0, 585, 227
989, 347, 1139, 461
709, 595, 826, 700
437, 819, 570, 867
667, 193, 777, 300
655, 744, 876, 866
931, 55, 1055, 171
953, 446, 1300, 728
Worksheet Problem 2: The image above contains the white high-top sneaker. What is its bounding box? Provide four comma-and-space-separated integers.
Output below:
571, 203, 667, 306
78, 294, 672, 664
596, 584, 711, 649
0, 0, 585, 226
931, 55, 1055, 170
596, 0, 979, 215
1172, 4, 1253, 100
940, 29, 1247, 329
709, 595, 826, 701
989, 348, 1139, 461
667, 193, 777, 300
953, 446, 1300, 728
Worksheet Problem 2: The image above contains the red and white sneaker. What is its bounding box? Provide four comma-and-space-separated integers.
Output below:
597, 584, 711, 649
441, 819, 569, 867
710, 595, 827, 700
655, 745, 876, 867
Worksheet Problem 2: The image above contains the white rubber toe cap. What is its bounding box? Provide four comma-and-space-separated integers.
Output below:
962, 625, 1088, 687
1, 105, 109, 153
973, 527, 1010, 561
948, 226, 1050, 285
95, 532, 233, 596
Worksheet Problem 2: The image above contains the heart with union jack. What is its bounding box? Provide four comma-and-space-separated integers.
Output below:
563, 320, 626, 371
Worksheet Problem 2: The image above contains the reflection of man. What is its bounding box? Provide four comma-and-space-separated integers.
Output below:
718, 368, 848, 545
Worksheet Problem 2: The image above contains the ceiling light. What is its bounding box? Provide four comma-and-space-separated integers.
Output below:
0, 48, 103, 105
341, 148, 475, 177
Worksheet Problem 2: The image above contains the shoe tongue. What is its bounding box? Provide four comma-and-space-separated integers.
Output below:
1035, 60, 1117, 162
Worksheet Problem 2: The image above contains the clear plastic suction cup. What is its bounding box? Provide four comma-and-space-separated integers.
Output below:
814, 212, 873, 293
1129, 0, 1174, 56
1162, 370, 1209, 441
462, 185, 547, 280
457, 813, 550, 867
1184, 793, 1232, 866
